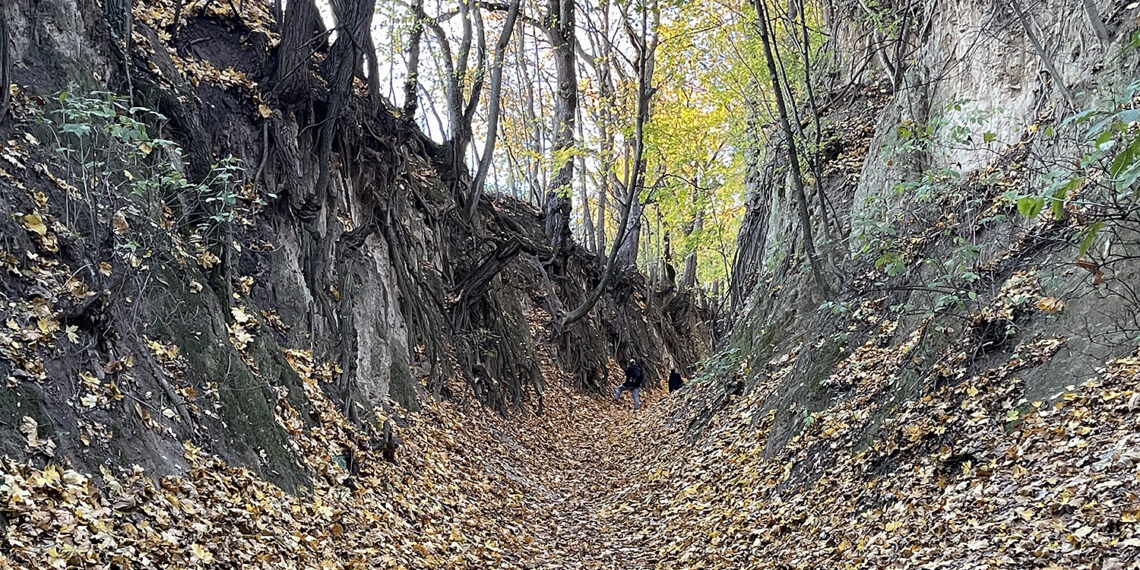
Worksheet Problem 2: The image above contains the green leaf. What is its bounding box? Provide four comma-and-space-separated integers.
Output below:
983, 131, 997, 143
1109, 136, 1140, 178
1095, 129, 1117, 151
1017, 196, 1044, 219
1078, 221, 1104, 257
1050, 178, 1078, 220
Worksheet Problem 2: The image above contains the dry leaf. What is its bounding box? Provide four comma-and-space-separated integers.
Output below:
112, 210, 130, 235
23, 212, 47, 236
18, 415, 38, 446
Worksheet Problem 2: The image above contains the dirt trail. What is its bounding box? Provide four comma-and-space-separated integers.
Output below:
516, 383, 660, 566
502, 315, 668, 568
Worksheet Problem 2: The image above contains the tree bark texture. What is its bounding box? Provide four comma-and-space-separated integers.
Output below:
542, 0, 577, 263
275, 0, 321, 105
402, 0, 425, 119
0, 13, 10, 122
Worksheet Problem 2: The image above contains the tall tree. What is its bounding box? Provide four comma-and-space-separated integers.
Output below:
468, 0, 524, 219
753, 0, 829, 297
575, 108, 597, 251
579, 0, 619, 254
561, 0, 657, 328
541, 0, 577, 264
615, 0, 660, 269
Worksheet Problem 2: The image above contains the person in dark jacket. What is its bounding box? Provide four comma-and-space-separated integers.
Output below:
668, 370, 684, 393
615, 359, 644, 410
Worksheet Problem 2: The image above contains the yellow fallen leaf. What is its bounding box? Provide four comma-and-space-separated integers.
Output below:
23, 212, 47, 236
113, 210, 130, 235
18, 415, 38, 446
190, 543, 214, 563
1037, 296, 1064, 313
196, 251, 220, 268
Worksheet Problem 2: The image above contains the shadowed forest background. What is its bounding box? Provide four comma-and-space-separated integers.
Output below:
1, 0, 1140, 567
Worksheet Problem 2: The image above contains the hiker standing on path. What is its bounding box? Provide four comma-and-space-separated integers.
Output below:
615, 359, 644, 410
668, 370, 684, 393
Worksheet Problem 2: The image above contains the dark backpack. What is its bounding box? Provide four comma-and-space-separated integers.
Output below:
626, 365, 644, 387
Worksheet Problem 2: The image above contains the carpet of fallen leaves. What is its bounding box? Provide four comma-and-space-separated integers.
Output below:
5, 268, 1140, 568
0, 306, 655, 569
4, 6, 1140, 565
594, 290, 1140, 567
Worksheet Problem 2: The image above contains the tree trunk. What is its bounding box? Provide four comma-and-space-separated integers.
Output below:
312, 0, 375, 210
103, 0, 133, 99
681, 212, 702, 288
792, 0, 831, 242
0, 13, 10, 123
616, 198, 643, 268
365, 27, 383, 112
467, 0, 522, 219
595, 170, 608, 253
542, 0, 577, 263
754, 0, 830, 298
576, 109, 597, 252
1082, 0, 1110, 44
275, 0, 321, 105
592, 0, 616, 255
402, 0, 424, 119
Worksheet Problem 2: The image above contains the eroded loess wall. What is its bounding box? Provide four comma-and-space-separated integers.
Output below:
728, 0, 1140, 453
0, 0, 711, 491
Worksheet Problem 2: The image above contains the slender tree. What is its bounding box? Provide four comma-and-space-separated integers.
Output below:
753, 0, 830, 297
575, 108, 597, 251
615, 0, 660, 269
468, 0, 523, 219
541, 0, 578, 263
402, 0, 425, 119
561, 0, 657, 328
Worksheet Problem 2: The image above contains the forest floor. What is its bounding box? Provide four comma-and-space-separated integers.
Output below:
0, 308, 671, 569
6, 301, 1140, 569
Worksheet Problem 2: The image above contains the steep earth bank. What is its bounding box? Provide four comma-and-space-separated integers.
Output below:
0, 0, 709, 503
615, 0, 1140, 565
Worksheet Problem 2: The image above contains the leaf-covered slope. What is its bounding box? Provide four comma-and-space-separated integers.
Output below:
0, 311, 645, 569
599, 323, 1140, 568
5, 285, 1140, 569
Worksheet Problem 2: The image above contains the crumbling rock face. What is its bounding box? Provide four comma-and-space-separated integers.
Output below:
726, 0, 1140, 457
